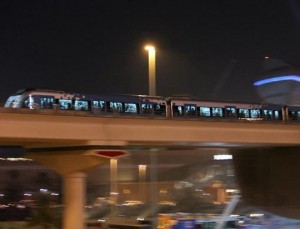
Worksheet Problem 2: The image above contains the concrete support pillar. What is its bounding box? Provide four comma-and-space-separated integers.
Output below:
63, 172, 87, 229
233, 146, 300, 219
26, 149, 127, 227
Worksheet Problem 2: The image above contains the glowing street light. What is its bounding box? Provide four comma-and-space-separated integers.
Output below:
139, 165, 147, 182
145, 45, 156, 96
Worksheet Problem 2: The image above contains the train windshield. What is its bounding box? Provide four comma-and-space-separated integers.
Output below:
4, 95, 22, 108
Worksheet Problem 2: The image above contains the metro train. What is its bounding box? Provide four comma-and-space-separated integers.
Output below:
4, 88, 300, 122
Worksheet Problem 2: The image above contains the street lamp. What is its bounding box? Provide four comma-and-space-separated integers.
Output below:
139, 165, 147, 201
145, 45, 156, 96
110, 159, 118, 205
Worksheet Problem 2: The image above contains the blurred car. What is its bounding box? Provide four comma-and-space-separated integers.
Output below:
158, 201, 176, 206
122, 200, 144, 206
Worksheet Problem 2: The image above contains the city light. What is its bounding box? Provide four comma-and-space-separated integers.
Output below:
0, 157, 32, 161
253, 75, 300, 86
138, 164, 147, 170
144, 45, 155, 52
214, 154, 233, 160
250, 213, 264, 217
226, 189, 239, 193
51, 192, 59, 196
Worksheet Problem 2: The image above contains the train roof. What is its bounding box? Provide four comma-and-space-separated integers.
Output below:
10, 88, 166, 101
12, 88, 66, 96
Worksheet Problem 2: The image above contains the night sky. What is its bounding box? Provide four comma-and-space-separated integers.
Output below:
0, 0, 299, 103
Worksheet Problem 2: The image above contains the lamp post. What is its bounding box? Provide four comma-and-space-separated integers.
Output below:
145, 45, 156, 96
110, 159, 118, 205
139, 165, 147, 201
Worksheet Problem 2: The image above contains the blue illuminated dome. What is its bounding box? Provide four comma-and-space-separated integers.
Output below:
253, 59, 300, 105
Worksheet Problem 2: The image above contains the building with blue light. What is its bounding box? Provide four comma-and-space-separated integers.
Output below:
253, 59, 300, 105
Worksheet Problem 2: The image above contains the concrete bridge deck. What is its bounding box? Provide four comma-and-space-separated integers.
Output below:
0, 108, 299, 149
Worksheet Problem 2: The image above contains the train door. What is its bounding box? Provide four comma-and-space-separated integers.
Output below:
184, 104, 197, 116
108, 101, 123, 113
154, 103, 166, 115
211, 107, 224, 117
172, 105, 184, 117
92, 100, 106, 112
140, 103, 166, 116
40, 96, 55, 109
141, 103, 153, 115
237, 108, 250, 119
74, 100, 90, 111
249, 109, 262, 120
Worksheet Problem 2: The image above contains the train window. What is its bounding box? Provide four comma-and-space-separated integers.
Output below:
212, 107, 223, 117
23, 97, 31, 108
173, 106, 184, 116
262, 110, 273, 119
109, 102, 123, 113
40, 97, 54, 109
200, 107, 211, 117
124, 103, 137, 113
238, 109, 250, 118
154, 104, 166, 115
74, 100, 89, 111
289, 111, 299, 120
99, 101, 105, 111
185, 105, 196, 116
5, 95, 21, 108
226, 107, 236, 117
59, 99, 73, 110
92, 101, 106, 111
274, 110, 281, 120
141, 104, 153, 114
92, 101, 98, 107
250, 109, 261, 119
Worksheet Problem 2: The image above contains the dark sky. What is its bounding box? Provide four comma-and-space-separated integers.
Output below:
0, 0, 299, 103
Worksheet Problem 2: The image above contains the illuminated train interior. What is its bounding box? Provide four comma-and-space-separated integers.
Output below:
4, 88, 300, 122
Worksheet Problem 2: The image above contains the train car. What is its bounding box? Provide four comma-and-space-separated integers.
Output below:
4, 88, 167, 116
167, 96, 286, 122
